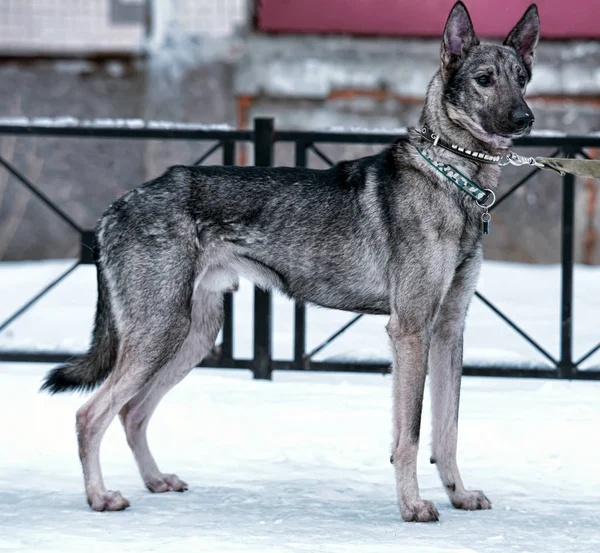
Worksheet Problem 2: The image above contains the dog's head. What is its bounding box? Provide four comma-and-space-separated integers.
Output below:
440, 2, 540, 148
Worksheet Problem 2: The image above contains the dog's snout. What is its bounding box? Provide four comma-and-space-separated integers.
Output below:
513, 108, 535, 131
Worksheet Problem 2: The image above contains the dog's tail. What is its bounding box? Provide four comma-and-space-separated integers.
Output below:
41, 263, 119, 394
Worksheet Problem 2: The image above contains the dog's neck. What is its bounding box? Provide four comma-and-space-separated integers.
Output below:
415, 73, 512, 157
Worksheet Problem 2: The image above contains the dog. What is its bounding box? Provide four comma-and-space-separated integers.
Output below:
42, 1, 540, 522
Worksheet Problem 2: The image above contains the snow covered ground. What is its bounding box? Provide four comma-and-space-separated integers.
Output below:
0, 259, 599, 551
0, 364, 599, 553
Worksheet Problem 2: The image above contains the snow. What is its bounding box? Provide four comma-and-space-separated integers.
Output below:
2, 259, 600, 369
318, 125, 407, 135
0, 116, 593, 142
528, 129, 568, 138
0, 364, 599, 552
0, 116, 593, 147
145, 121, 233, 131
1, 260, 600, 550
0, 117, 234, 132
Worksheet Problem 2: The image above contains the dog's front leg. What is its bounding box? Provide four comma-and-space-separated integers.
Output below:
388, 314, 439, 522
429, 251, 491, 511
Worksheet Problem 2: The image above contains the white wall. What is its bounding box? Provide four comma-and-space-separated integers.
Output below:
0, 0, 249, 55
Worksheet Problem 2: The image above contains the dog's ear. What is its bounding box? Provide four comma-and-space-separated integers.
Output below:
503, 4, 540, 75
441, 1, 479, 79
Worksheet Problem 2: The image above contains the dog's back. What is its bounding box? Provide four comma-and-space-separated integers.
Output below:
103, 152, 399, 312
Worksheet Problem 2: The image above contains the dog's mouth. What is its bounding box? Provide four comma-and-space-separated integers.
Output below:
447, 106, 536, 151
447, 106, 515, 150
499, 125, 535, 139
478, 119, 536, 147
468, 124, 515, 150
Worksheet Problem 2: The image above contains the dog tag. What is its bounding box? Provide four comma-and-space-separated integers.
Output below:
482, 212, 491, 235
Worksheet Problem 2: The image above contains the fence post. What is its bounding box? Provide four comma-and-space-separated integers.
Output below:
251, 118, 274, 380
559, 152, 576, 379
294, 141, 308, 369
221, 140, 236, 363
80, 230, 96, 265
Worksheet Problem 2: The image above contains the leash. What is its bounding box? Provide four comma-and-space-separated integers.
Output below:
418, 125, 600, 178
500, 151, 600, 179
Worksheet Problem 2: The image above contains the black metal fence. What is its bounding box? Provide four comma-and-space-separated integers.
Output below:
1, 117, 599, 380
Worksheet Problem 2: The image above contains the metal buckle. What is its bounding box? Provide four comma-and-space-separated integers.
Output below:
498, 152, 512, 166
476, 189, 496, 209
499, 151, 543, 168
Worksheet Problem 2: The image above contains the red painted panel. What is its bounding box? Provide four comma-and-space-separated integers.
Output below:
258, 0, 600, 39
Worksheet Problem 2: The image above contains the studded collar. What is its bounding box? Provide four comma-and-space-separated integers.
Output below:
416, 125, 501, 164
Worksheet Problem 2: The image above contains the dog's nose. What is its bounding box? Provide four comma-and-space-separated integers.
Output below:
513, 109, 535, 131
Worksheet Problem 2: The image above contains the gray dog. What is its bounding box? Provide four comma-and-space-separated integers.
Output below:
43, 1, 540, 522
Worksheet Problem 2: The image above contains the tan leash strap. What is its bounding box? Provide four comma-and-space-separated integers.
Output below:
535, 157, 600, 179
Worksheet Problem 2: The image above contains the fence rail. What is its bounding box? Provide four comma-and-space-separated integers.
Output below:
1, 117, 600, 380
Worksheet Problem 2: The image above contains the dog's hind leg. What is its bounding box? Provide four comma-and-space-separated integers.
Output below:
76, 349, 155, 511
77, 315, 200, 510
119, 286, 224, 493
429, 250, 491, 511
76, 242, 201, 511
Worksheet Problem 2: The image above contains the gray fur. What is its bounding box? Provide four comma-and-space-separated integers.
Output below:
42, 1, 539, 521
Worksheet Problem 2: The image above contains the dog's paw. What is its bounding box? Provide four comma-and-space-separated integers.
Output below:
450, 489, 492, 511
401, 499, 440, 522
88, 490, 130, 512
146, 473, 188, 493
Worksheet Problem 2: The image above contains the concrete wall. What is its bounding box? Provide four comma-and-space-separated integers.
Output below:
0, 58, 236, 260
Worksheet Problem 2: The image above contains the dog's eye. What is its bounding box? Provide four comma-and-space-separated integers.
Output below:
476, 75, 492, 87
518, 75, 527, 87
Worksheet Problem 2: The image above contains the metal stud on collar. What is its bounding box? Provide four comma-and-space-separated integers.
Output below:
418, 125, 501, 164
